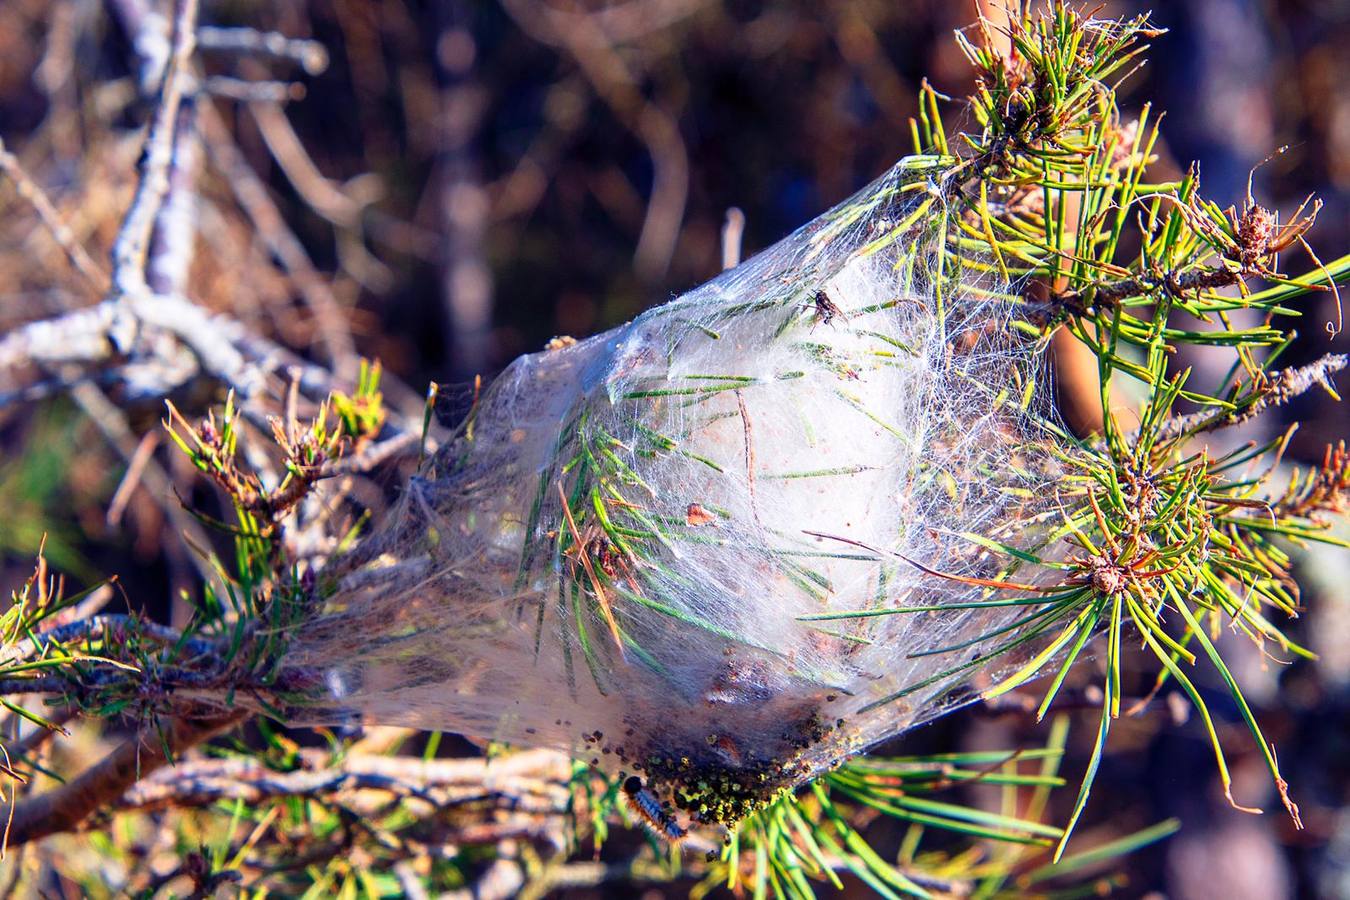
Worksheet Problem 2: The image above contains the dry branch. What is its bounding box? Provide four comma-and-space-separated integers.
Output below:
197, 26, 328, 74
115, 747, 573, 814
4, 710, 247, 847
109, 0, 199, 297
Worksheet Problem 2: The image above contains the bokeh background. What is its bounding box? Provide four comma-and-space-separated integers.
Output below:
1, 0, 1348, 896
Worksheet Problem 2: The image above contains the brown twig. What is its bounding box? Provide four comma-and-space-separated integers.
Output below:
0, 137, 109, 292
106, 431, 161, 527
3, 709, 248, 847
248, 101, 370, 229
1069, 265, 1242, 311
70, 381, 221, 590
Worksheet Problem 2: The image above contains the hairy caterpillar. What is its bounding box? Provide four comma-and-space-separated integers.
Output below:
623, 776, 686, 842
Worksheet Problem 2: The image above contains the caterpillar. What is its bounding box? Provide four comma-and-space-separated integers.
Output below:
622, 776, 686, 842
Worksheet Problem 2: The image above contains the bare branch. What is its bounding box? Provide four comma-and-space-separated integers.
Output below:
145, 97, 200, 297
0, 677, 67, 697
106, 432, 161, 527
3, 710, 247, 847
328, 431, 421, 474
109, 0, 201, 297
115, 747, 572, 814
203, 76, 305, 103
197, 26, 329, 75
0, 294, 322, 409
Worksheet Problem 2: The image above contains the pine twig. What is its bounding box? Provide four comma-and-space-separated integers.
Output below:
1157, 353, 1347, 442
1, 614, 219, 668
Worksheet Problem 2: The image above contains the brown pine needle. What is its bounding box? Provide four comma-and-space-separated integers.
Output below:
557, 482, 627, 662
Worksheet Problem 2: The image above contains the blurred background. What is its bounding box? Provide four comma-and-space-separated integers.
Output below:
0, 0, 1348, 896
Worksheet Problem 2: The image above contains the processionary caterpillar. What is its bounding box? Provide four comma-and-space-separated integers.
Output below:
623, 776, 686, 842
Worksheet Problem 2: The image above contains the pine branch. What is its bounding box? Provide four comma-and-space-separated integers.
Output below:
1157, 353, 1347, 442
